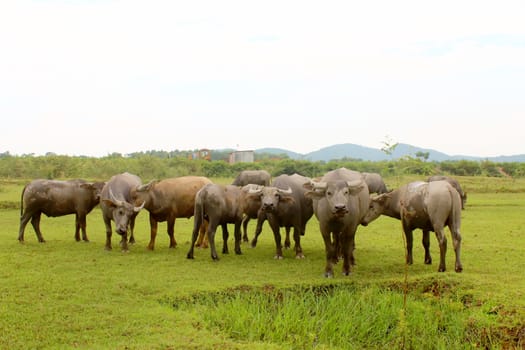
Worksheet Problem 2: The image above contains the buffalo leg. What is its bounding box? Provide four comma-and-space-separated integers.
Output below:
284, 227, 291, 249
422, 230, 432, 264
250, 213, 266, 248
320, 224, 336, 277
103, 216, 113, 251
196, 221, 208, 248
269, 221, 283, 259
78, 213, 89, 242
207, 221, 219, 260
18, 211, 33, 242
433, 225, 447, 272
241, 216, 250, 242
186, 218, 202, 259
30, 213, 46, 243
74, 213, 82, 241
128, 214, 136, 244
222, 224, 229, 254
233, 222, 242, 255
147, 215, 158, 250
403, 226, 414, 265
166, 217, 177, 248
293, 227, 304, 259
449, 224, 463, 272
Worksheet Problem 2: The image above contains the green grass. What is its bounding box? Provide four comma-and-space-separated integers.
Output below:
0, 177, 524, 349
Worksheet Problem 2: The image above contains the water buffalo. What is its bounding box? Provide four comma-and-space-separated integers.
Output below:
362, 180, 463, 272
99, 172, 144, 251
249, 174, 314, 259
130, 176, 212, 250
18, 179, 105, 243
187, 184, 245, 260
428, 175, 467, 209
231, 169, 271, 241
304, 168, 369, 277
362, 172, 388, 194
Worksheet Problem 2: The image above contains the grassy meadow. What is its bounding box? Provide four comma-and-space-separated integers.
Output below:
0, 176, 524, 349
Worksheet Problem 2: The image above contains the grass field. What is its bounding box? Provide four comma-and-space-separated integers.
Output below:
0, 177, 524, 349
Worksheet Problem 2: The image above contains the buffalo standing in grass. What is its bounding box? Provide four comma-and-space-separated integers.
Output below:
18, 179, 105, 243
362, 180, 463, 272
428, 175, 467, 209
231, 169, 271, 241
100, 172, 144, 252
362, 172, 388, 194
304, 168, 369, 277
130, 176, 212, 250
249, 173, 314, 259
187, 184, 245, 260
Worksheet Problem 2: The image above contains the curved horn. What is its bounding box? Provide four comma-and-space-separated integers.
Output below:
277, 186, 292, 195
134, 201, 145, 212
108, 187, 125, 206
312, 181, 327, 190
247, 185, 263, 194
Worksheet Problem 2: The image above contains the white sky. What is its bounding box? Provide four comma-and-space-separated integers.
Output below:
1, 0, 524, 157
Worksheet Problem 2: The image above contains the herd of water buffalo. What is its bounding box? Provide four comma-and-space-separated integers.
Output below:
17, 168, 467, 277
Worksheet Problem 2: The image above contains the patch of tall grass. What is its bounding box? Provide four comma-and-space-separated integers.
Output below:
173, 284, 498, 349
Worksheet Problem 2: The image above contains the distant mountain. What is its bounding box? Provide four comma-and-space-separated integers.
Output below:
255, 143, 525, 162
255, 148, 303, 160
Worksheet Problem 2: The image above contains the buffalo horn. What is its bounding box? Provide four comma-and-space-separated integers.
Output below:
247, 185, 263, 194
108, 188, 125, 206
277, 187, 293, 194
134, 201, 145, 212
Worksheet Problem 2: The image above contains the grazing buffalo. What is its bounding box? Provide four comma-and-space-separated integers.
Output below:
130, 176, 212, 250
18, 179, 105, 243
231, 169, 271, 241
362, 172, 388, 194
100, 172, 145, 251
304, 168, 369, 277
362, 181, 463, 272
187, 184, 244, 260
249, 174, 314, 259
428, 175, 467, 209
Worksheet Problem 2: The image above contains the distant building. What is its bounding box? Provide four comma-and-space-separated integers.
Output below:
188, 149, 211, 161
229, 150, 254, 164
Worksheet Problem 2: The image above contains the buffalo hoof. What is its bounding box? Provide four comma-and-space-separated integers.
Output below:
342, 271, 351, 276
274, 255, 284, 260
455, 266, 463, 273
211, 255, 220, 261
38, 239, 46, 243
250, 241, 257, 248
83, 239, 90, 243
438, 266, 446, 272
187, 253, 194, 259
424, 258, 432, 265
295, 254, 305, 259
105, 246, 112, 251
324, 272, 334, 278
235, 250, 242, 255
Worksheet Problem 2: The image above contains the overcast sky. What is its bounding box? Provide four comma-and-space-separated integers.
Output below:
1, 1, 524, 157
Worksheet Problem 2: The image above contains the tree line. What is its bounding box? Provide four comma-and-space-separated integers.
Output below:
1, 151, 524, 181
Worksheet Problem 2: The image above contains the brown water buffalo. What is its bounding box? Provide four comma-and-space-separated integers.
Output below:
362, 172, 388, 194
18, 179, 105, 243
362, 180, 463, 272
231, 169, 271, 241
304, 168, 369, 277
130, 176, 212, 250
428, 175, 467, 209
100, 172, 144, 251
187, 184, 245, 260
249, 173, 314, 259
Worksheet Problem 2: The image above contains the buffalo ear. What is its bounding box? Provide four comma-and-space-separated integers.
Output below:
101, 199, 117, 208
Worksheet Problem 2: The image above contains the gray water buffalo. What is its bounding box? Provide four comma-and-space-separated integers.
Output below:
249, 174, 314, 259
100, 172, 145, 251
18, 179, 105, 243
362, 172, 388, 194
362, 180, 463, 272
130, 176, 212, 250
428, 175, 467, 209
187, 184, 245, 260
304, 168, 369, 277
231, 169, 271, 241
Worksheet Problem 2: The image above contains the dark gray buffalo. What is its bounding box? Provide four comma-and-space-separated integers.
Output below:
249, 173, 314, 259
428, 175, 467, 209
231, 169, 271, 241
362, 180, 463, 272
100, 172, 144, 251
18, 179, 105, 243
187, 184, 245, 260
362, 172, 388, 194
130, 176, 212, 250
304, 168, 369, 277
